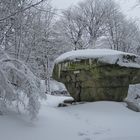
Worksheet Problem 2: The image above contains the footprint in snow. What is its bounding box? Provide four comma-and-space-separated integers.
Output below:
93, 128, 111, 135
78, 132, 87, 136
84, 137, 91, 140
74, 113, 80, 119
93, 131, 102, 135
78, 132, 92, 140
85, 119, 90, 124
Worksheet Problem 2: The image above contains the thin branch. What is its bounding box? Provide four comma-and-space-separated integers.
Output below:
0, 0, 46, 22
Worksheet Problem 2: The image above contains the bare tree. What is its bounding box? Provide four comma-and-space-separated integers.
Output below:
78, 0, 112, 48
57, 0, 118, 49
0, 0, 46, 22
59, 7, 87, 50
105, 2, 140, 52
0, 0, 47, 59
0, 0, 54, 117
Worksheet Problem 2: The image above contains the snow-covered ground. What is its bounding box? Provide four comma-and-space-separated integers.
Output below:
1, 95, 140, 140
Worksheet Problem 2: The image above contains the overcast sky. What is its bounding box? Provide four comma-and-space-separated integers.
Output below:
51, 0, 140, 23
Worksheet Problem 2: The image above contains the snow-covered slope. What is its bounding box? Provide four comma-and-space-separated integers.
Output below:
50, 80, 67, 92
1, 95, 140, 140
41, 80, 68, 94
55, 49, 140, 68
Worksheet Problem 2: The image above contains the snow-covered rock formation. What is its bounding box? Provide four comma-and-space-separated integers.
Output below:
53, 49, 140, 102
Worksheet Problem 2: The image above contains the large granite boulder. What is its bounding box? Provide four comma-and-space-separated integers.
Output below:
53, 49, 140, 102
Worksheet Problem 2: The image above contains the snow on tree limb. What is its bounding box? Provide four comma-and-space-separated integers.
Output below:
0, 50, 46, 119
0, 0, 46, 22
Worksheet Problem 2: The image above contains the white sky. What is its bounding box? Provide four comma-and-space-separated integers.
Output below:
117, 0, 140, 20
52, 0, 140, 24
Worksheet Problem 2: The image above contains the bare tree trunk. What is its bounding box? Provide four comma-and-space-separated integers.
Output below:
45, 56, 51, 94
89, 36, 96, 49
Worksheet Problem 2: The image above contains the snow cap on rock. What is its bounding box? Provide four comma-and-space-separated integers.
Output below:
55, 49, 140, 68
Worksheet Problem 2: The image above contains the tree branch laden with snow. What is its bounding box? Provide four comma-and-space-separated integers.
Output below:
0, 50, 46, 119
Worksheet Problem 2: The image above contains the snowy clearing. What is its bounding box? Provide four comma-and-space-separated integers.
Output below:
1, 95, 140, 140
55, 49, 140, 68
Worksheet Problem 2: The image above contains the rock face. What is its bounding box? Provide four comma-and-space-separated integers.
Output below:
53, 49, 140, 102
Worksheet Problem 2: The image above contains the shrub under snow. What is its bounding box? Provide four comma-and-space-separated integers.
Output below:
0, 50, 46, 119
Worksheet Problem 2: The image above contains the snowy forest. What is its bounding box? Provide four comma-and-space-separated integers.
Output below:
1, 0, 140, 140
